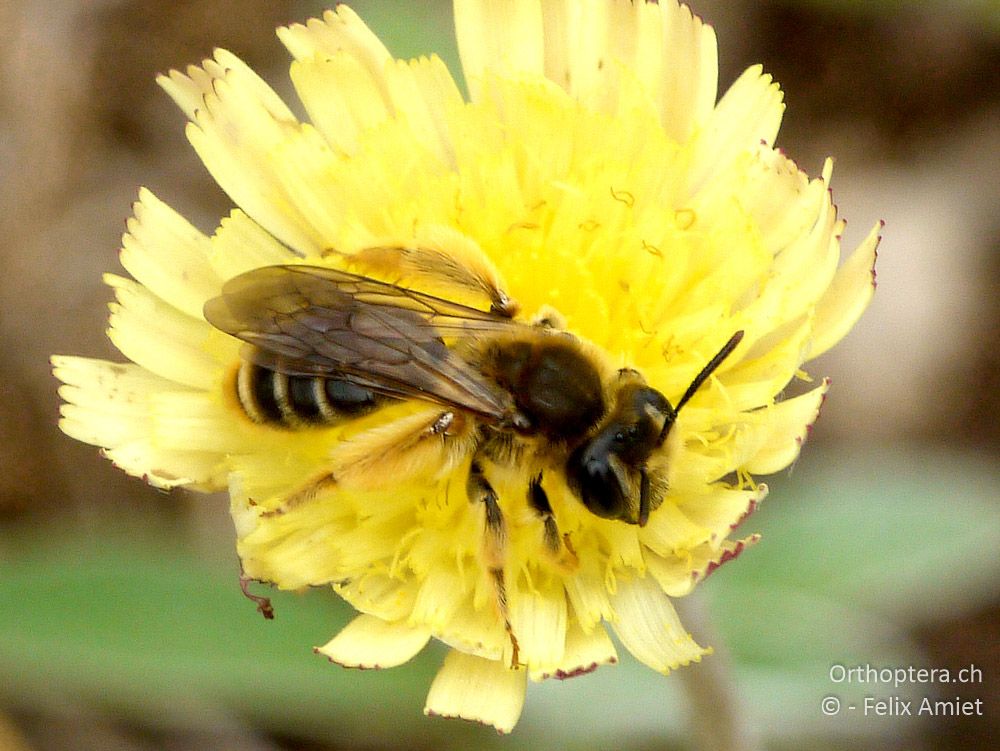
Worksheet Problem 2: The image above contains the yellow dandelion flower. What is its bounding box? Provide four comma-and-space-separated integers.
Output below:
52, 0, 878, 734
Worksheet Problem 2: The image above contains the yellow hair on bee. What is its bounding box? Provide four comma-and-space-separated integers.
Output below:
329, 406, 478, 489
329, 224, 518, 316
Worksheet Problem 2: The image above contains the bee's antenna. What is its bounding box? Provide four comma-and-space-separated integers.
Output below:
658, 331, 744, 445
675, 330, 744, 413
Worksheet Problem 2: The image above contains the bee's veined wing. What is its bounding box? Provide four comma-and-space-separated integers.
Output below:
329, 243, 519, 317
203, 265, 521, 421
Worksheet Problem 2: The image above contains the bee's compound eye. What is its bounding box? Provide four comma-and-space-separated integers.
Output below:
565, 441, 635, 524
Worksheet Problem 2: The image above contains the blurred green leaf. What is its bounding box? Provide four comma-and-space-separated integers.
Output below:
708, 446, 1000, 622
0, 520, 482, 748
702, 445, 1000, 740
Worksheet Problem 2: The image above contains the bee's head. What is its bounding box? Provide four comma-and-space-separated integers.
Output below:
565, 382, 673, 526
565, 331, 744, 526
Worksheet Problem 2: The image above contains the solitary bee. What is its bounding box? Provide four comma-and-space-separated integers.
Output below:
205, 260, 742, 664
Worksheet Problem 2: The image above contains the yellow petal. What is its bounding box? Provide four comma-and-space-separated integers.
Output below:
746, 157, 841, 329
675, 485, 768, 546
410, 568, 471, 634
529, 619, 617, 682
278, 6, 392, 74
640, 499, 713, 556
695, 534, 761, 584
563, 554, 615, 634
383, 55, 465, 166
654, 0, 718, 142
434, 600, 508, 662
721, 315, 813, 411
316, 614, 431, 669
687, 65, 784, 198
643, 485, 766, 560
536, 0, 718, 142
104, 275, 219, 389
609, 575, 710, 673
454, 0, 544, 100
157, 58, 219, 121
119, 188, 220, 318
424, 649, 526, 734
540, 0, 621, 107
741, 379, 830, 475
52, 356, 226, 489
284, 6, 456, 159
647, 534, 761, 597
334, 574, 419, 624
159, 48, 297, 128
289, 52, 391, 155
148, 391, 250, 454
209, 209, 299, 281
741, 148, 826, 268
102, 441, 225, 490
174, 62, 326, 254
509, 574, 568, 672
809, 220, 881, 359
217, 48, 297, 121
236, 497, 355, 590
53, 357, 169, 447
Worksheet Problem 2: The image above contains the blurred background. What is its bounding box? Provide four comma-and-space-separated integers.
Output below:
1, 0, 998, 749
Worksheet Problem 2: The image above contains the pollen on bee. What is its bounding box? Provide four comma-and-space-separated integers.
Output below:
221, 361, 250, 418
542, 531, 580, 574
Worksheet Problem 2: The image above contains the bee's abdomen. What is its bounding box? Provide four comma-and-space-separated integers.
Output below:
236, 362, 383, 427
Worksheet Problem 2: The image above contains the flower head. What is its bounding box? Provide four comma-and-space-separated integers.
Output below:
53, 0, 877, 733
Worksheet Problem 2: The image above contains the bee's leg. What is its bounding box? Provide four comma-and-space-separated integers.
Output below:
638, 468, 651, 528
467, 460, 520, 668
267, 409, 473, 516
527, 473, 579, 570
530, 304, 566, 330
528, 474, 561, 556
262, 472, 337, 517
332, 409, 473, 488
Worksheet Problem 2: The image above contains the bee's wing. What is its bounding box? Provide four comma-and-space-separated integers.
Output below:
204, 265, 520, 421
329, 244, 519, 317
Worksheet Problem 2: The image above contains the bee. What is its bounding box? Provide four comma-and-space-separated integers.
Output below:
204, 260, 742, 665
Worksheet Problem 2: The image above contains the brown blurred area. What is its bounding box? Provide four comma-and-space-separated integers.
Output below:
0, 7, 295, 737
0, 1, 996, 749
0, 0, 299, 516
